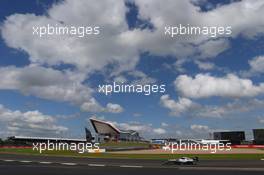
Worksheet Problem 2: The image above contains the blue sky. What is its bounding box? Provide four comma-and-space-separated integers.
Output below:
0, 0, 264, 140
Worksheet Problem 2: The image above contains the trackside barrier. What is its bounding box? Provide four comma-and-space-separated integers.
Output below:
151, 145, 162, 149
164, 145, 264, 149
1, 145, 264, 149
88, 149, 106, 153
231, 145, 264, 148
0, 146, 32, 149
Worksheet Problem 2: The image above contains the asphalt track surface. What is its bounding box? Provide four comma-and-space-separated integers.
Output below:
0, 153, 264, 175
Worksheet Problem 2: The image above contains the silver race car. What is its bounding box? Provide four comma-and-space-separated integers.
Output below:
163, 157, 199, 165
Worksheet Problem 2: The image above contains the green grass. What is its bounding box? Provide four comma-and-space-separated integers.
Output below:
0, 148, 263, 160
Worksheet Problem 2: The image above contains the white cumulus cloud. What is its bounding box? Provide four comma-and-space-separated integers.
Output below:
0, 65, 123, 113
153, 128, 166, 135
0, 104, 68, 137
190, 124, 209, 133
175, 73, 264, 98
1, 0, 141, 76
160, 94, 195, 116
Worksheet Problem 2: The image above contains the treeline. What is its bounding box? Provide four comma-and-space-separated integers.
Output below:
0, 138, 27, 146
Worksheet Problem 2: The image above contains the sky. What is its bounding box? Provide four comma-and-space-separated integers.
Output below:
0, 0, 264, 140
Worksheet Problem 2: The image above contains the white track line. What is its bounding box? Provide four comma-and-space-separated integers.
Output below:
19, 160, 32, 163
39, 162, 52, 164
88, 164, 106, 167
60, 163, 77, 166
2, 160, 15, 162
120, 165, 143, 168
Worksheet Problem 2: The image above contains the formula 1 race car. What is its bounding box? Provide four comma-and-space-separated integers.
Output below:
162, 157, 199, 165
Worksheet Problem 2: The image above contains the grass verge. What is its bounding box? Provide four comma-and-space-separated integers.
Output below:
0, 148, 263, 160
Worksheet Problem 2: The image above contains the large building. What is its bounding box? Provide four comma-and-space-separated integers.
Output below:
90, 118, 142, 142
7, 118, 143, 145
253, 129, 264, 145
7, 128, 93, 145
213, 131, 245, 145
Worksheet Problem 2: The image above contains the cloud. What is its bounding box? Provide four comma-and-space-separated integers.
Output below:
133, 113, 142, 117
113, 75, 128, 84
249, 56, 264, 73
194, 61, 215, 70
1, 0, 139, 74
160, 94, 196, 116
153, 128, 166, 135
81, 99, 124, 113
80, 98, 105, 113
190, 124, 227, 138
196, 99, 264, 118
116, 121, 152, 133
161, 122, 169, 127
55, 113, 80, 120
258, 117, 264, 124
175, 73, 264, 98
1, 0, 264, 137
196, 39, 230, 58
0, 104, 68, 137
160, 93, 264, 118
161, 122, 215, 139
0, 65, 122, 113
105, 103, 124, 113
117, 122, 167, 136
241, 56, 264, 77
133, 0, 264, 60
190, 124, 210, 133
128, 70, 156, 85
2, 0, 264, 77
0, 65, 92, 103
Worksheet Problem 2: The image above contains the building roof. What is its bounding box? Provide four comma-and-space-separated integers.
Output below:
90, 118, 121, 135
120, 130, 138, 135
9, 136, 86, 142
